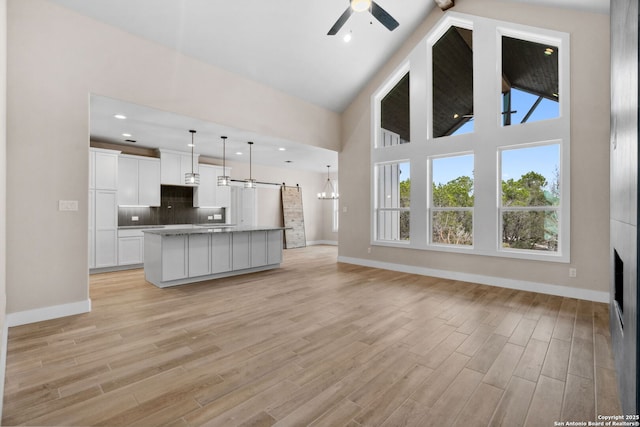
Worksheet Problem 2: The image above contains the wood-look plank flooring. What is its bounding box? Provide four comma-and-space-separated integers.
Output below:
2, 246, 621, 426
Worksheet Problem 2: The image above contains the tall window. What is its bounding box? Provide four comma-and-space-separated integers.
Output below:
375, 162, 410, 241
501, 36, 559, 126
379, 72, 410, 146
432, 26, 474, 137
500, 143, 560, 252
430, 154, 474, 246
371, 13, 569, 261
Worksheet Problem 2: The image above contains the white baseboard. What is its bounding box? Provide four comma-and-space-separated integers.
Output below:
7, 299, 92, 327
337, 256, 609, 303
306, 240, 338, 246
0, 315, 7, 419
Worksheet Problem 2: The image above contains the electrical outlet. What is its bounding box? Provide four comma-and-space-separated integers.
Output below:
58, 200, 78, 211
214, 214, 222, 220
343, 206, 348, 213
131, 216, 139, 221
569, 268, 577, 278
367, 247, 371, 254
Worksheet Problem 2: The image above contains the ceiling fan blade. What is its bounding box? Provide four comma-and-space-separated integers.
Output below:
327, 6, 353, 35
370, 1, 399, 31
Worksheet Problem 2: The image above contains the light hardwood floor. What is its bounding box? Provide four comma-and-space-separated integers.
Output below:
3, 245, 621, 426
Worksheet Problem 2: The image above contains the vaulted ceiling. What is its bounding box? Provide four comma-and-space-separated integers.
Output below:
48, 0, 608, 113
46, 0, 608, 170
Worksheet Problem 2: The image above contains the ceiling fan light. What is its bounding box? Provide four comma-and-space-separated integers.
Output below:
351, 0, 371, 13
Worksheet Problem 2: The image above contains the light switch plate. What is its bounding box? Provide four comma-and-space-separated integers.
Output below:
58, 200, 78, 211
132, 216, 139, 221
214, 214, 222, 220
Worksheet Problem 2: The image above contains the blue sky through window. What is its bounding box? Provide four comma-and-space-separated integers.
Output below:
432, 154, 474, 186
501, 144, 559, 189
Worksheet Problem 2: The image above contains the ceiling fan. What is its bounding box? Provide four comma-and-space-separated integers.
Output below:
327, 0, 399, 36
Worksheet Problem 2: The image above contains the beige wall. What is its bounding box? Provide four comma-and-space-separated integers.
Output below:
339, 0, 611, 295
6, 0, 340, 315
0, 0, 7, 416
219, 159, 336, 244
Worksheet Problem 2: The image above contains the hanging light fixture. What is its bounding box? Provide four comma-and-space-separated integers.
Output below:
185, 130, 200, 185
317, 165, 338, 200
244, 141, 257, 189
217, 136, 230, 186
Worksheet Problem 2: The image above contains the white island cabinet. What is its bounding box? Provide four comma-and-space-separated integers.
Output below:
143, 226, 285, 288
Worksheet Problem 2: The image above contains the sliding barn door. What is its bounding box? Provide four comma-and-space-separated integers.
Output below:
281, 186, 306, 248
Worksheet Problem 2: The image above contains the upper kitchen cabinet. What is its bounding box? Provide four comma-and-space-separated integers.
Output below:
160, 149, 199, 186
91, 148, 119, 190
193, 164, 231, 208
118, 154, 161, 206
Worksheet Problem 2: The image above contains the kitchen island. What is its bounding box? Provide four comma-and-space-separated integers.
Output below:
142, 226, 286, 288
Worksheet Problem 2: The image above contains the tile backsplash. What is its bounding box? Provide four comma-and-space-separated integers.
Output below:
118, 185, 225, 227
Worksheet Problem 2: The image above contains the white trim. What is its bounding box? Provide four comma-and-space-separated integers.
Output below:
7, 299, 92, 327
0, 316, 7, 419
306, 240, 338, 246
337, 256, 608, 303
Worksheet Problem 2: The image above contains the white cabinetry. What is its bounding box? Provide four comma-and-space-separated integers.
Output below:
267, 230, 283, 265
211, 233, 232, 273
144, 229, 284, 287
118, 154, 160, 206
160, 149, 199, 186
250, 231, 268, 267
89, 148, 120, 269
162, 235, 189, 281
188, 234, 211, 277
118, 229, 144, 265
232, 232, 251, 270
194, 164, 232, 208
230, 186, 257, 226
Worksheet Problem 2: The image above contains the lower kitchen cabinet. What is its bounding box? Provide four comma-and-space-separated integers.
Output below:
161, 235, 188, 281
211, 233, 232, 273
143, 228, 285, 287
250, 231, 268, 267
118, 229, 144, 266
94, 190, 118, 268
188, 234, 211, 277
232, 232, 251, 270
267, 230, 283, 264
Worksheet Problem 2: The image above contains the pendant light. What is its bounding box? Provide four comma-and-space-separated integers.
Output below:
317, 165, 338, 199
217, 136, 230, 186
185, 130, 200, 185
244, 141, 257, 189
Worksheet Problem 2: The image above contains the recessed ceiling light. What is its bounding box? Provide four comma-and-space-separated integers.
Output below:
343, 32, 352, 43
544, 47, 554, 56
113, 114, 127, 120
278, 147, 286, 151
453, 113, 460, 119
236, 152, 243, 155
187, 143, 195, 147
122, 133, 132, 137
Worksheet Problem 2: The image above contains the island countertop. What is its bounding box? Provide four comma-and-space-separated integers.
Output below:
142, 225, 288, 236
